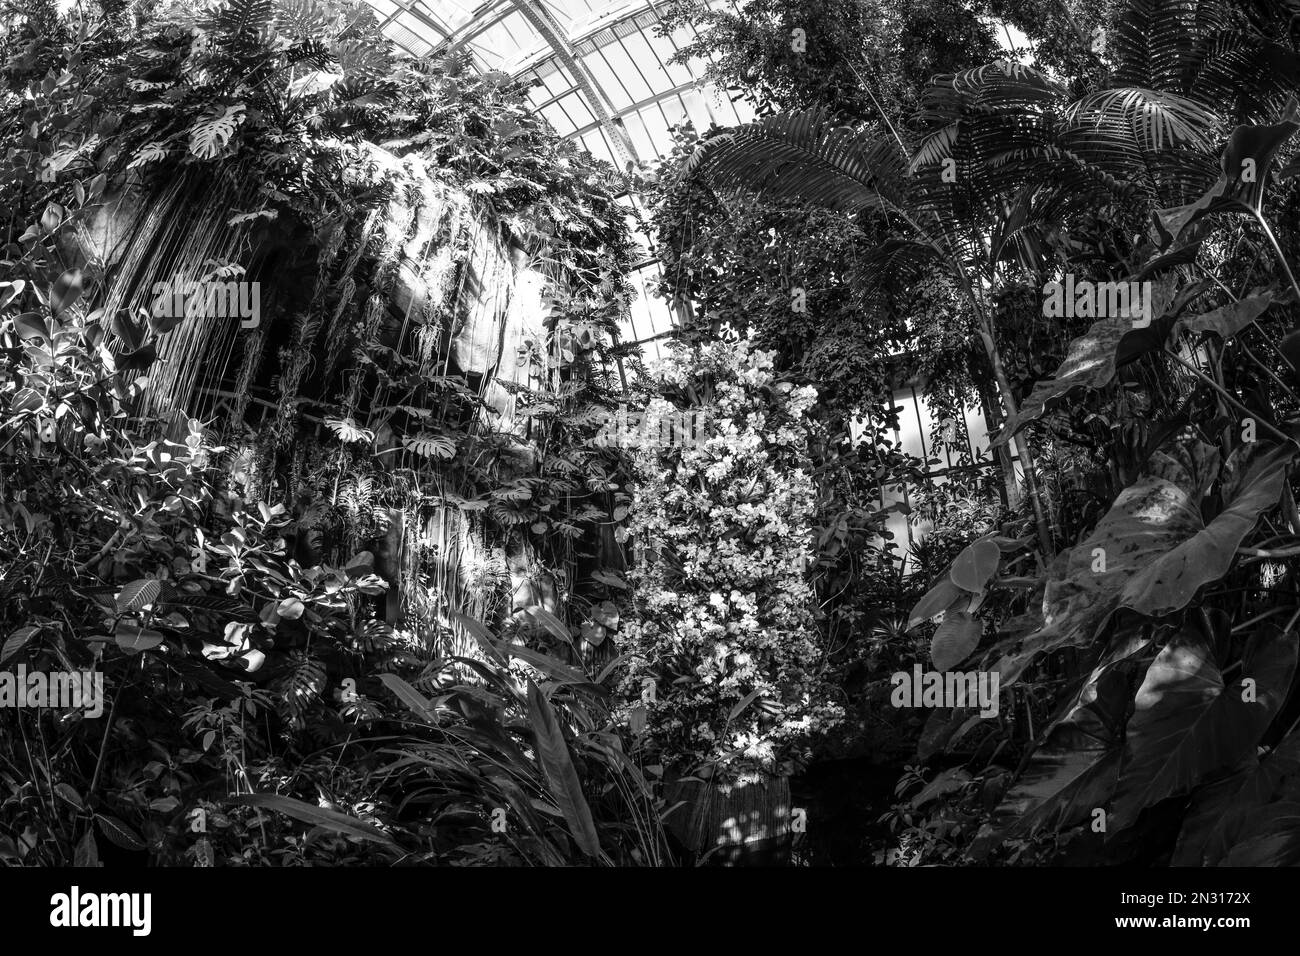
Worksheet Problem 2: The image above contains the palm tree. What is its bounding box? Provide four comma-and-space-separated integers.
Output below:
682, 89, 1063, 554
675, 0, 1300, 559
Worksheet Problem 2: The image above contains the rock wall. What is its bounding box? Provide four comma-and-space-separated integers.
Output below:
72, 143, 571, 638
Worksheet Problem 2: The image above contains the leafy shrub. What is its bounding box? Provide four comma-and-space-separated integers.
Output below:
0, 264, 669, 865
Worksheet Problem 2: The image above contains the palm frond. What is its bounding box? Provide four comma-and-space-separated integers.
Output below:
684, 109, 911, 218
908, 124, 957, 175
1063, 88, 1220, 153
1185, 33, 1300, 122
1110, 0, 1205, 90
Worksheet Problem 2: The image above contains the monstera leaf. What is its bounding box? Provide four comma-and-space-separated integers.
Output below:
1109, 624, 1296, 833
402, 432, 456, 458
189, 104, 247, 160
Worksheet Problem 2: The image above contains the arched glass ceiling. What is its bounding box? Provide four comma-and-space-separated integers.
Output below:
370, 1, 752, 167
365, 1, 756, 357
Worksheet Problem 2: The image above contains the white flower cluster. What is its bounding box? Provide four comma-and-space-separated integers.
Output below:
618, 342, 842, 781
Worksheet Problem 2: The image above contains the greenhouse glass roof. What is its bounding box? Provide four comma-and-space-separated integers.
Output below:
368, 1, 751, 167
365, 1, 757, 355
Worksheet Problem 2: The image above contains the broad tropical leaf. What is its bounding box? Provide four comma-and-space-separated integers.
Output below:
1175, 292, 1278, 339
931, 611, 982, 672
526, 681, 602, 859
1174, 723, 1300, 866
377, 673, 435, 721
188, 104, 247, 160
1153, 98, 1300, 245
949, 538, 1000, 593
115, 624, 165, 653
402, 432, 456, 458
95, 814, 145, 851
967, 748, 1119, 861
992, 291, 1174, 448
991, 441, 1219, 685
1109, 624, 1296, 832
520, 605, 572, 644
1219, 802, 1300, 865
116, 578, 162, 613
1045, 627, 1153, 751
228, 793, 395, 845
1117, 442, 1292, 617
497, 642, 591, 687
0, 625, 41, 665
325, 417, 374, 444
908, 574, 968, 631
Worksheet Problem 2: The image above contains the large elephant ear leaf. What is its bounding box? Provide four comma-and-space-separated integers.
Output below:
991, 276, 1178, 448
1219, 802, 1300, 865
1154, 97, 1300, 247
1118, 441, 1292, 618
907, 574, 967, 631
526, 681, 602, 859
1152, 178, 1237, 249
1175, 718, 1300, 866
970, 631, 1153, 859
908, 534, 1022, 631
1109, 623, 1297, 834
992, 316, 1135, 447
1219, 96, 1300, 212
949, 538, 1000, 592
1044, 627, 1154, 751
991, 440, 1219, 687
1175, 291, 1279, 340
995, 434, 1290, 696
966, 748, 1118, 861
1108, 632, 1223, 832
930, 611, 982, 672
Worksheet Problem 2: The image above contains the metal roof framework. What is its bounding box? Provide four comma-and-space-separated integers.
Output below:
365, 0, 755, 357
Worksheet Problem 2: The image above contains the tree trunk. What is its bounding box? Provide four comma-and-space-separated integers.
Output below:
974, 350, 1018, 511
976, 325, 1054, 555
